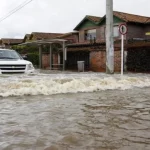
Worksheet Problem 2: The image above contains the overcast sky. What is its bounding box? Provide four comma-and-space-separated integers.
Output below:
0, 0, 149, 39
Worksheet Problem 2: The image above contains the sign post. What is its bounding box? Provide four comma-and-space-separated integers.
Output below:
119, 24, 127, 76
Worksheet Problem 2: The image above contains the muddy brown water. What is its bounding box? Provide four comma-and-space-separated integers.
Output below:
0, 73, 150, 150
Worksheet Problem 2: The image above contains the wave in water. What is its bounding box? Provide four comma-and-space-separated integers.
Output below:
0, 75, 150, 97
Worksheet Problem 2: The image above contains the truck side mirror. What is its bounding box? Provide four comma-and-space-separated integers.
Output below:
22, 55, 27, 60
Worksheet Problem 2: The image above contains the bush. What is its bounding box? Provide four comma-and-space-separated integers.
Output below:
26, 53, 39, 67
12, 45, 39, 54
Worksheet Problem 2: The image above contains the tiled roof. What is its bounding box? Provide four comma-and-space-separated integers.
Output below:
56, 32, 79, 38
67, 39, 125, 47
24, 34, 30, 39
1, 38, 23, 44
74, 11, 150, 30
23, 34, 31, 42
114, 11, 150, 24
74, 15, 102, 30
127, 40, 150, 48
67, 39, 150, 51
86, 15, 101, 23
67, 40, 105, 47
67, 40, 122, 52
30, 32, 64, 40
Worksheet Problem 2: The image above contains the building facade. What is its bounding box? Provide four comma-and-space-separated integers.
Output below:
66, 11, 150, 72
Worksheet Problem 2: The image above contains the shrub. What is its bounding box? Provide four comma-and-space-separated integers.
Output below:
26, 53, 39, 67
12, 45, 38, 54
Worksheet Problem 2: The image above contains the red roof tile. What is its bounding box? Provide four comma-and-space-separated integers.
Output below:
127, 40, 150, 48
86, 15, 101, 23
23, 34, 31, 42
1, 38, 23, 44
67, 40, 105, 47
30, 32, 64, 40
56, 32, 79, 38
114, 11, 150, 24
74, 15, 102, 30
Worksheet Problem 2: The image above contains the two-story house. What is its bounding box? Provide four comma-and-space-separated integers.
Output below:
66, 11, 150, 72
14, 11, 150, 72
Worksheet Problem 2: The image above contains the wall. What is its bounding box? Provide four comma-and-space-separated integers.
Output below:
42, 49, 122, 72
90, 51, 106, 72
42, 53, 59, 69
79, 26, 100, 43
79, 30, 85, 43
144, 25, 150, 39
90, 50, 121, 72
42, 54, 50, 69
99, 16, 126, 40
78, 22, 150, 43
99, 22, 127, 40
127, 23, 145, 40
77, 19, 99, 43
98, 26, 105, 40
63, 34, 79, 43
77, 20, 98, 30
78, 16, 127, 43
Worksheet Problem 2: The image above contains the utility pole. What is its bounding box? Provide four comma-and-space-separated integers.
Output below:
106, 0, 114, 74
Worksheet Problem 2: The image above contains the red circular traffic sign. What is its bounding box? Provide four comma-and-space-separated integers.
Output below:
119, 24, 128, 35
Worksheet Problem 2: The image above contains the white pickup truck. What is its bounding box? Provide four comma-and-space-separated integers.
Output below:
0, 49, 35, 74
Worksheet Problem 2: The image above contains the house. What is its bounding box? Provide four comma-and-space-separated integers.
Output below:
29, 32, 64, 41
65, 11, 150, 72
99, 11, 150, 41
0, 38, 23, 49
17, 11, 150, 72
23, 34, 31, 43
66, 15, 103, 71
56, 31, 79, 44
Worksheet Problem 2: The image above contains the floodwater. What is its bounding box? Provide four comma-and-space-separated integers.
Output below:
0, 71, 150, 150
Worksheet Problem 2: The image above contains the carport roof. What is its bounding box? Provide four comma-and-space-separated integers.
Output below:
19, 39, 67, 46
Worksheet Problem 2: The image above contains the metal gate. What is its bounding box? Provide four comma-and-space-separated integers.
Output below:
127, 48, 150, 72
64, 51, 90, 70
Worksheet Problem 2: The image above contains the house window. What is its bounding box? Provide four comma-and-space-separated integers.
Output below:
85, 29, 96, 40
113, 26, 119, 37
104, 26, 119, 38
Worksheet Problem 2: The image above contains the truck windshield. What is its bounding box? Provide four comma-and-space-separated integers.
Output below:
0, 50, 22, 59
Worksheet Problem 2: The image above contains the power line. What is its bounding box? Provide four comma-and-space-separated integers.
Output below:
2, 0, 33, 18
0, 0, 34, 23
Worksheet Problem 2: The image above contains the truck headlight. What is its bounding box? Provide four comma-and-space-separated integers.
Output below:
27, 63, 34, 70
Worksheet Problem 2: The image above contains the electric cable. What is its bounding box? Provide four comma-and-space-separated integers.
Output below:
0, 0, 34, 23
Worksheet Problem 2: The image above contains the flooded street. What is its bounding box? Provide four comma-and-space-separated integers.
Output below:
0, 72, 150, 150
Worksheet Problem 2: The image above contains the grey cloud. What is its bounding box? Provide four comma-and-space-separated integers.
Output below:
0, 0, 149, 38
